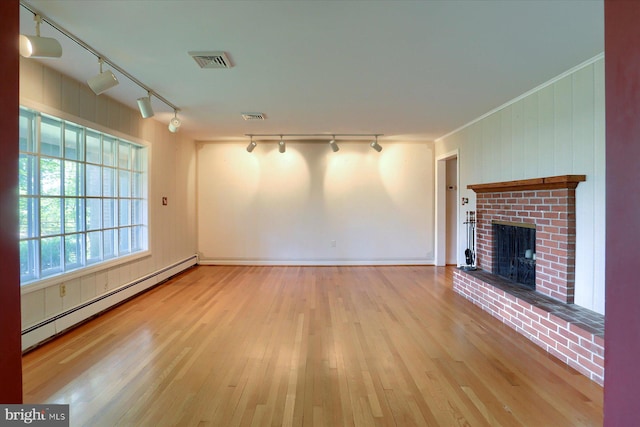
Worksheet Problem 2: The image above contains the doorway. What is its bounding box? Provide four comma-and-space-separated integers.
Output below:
445, 158, 458, 265
435, 150, 459, 266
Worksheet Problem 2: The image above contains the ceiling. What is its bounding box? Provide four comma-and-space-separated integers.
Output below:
19, 0, 604, 142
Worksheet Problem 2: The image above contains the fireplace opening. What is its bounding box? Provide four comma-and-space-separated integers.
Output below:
492, 221, 536, 289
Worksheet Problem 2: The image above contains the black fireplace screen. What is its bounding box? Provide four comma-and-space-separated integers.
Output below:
492, 222, 536, 289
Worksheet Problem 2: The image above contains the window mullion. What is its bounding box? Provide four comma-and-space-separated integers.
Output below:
60, 136, 66, 273
35, 113, 43, 280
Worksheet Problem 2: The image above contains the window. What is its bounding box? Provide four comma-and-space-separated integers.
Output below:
19, 107, 148, 285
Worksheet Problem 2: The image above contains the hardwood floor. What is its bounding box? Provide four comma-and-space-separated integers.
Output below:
22, 266, 603, 426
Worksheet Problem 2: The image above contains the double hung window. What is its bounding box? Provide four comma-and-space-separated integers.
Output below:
19, 107, 148, 285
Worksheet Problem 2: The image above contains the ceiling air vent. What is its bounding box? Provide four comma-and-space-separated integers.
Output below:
241, 113, 266, 121
188, 51, 233, 69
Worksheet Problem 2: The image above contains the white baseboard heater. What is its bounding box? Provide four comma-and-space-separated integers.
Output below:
21, 255, 198, 352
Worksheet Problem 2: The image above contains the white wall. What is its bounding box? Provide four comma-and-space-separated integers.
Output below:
197, 140, 434, 264
19, 59, 198, 348
435, 55, 605, 314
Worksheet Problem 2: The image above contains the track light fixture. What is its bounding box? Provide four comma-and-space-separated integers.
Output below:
329, 136, 339, 152
370, 136, 383, 152
87, 58, 119, 95
168, 110, 182, 133
19, 14, 62, 58
137, 92, 154, 119
244, 133, 383, 154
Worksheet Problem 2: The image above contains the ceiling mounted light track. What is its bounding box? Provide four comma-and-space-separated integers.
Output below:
244, 133, 383, 153
20, 1, 180, 132
19, 14, 62, 58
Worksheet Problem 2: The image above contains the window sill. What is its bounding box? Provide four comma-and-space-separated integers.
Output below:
20, 250, 151, 295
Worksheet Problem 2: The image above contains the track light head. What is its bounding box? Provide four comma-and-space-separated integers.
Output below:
19, 35, 62, 58
329, 137, 339, 152
168, 117, 181, 132
370, 137, 383, 152
137, 93, 154, 118
279, 138, 286, 153
19, 15, 62, 58
87, 59, 119, 95
87, 70, 119, 95
246, 140, 257, 153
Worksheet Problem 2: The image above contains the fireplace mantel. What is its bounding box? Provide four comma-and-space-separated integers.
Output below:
467, 175, 586, 193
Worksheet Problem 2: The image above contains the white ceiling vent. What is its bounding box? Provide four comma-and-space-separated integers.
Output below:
241, 113, 266, 121
188, 51, 233, 69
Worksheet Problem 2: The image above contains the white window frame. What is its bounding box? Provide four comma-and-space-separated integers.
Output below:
19, 104, 150, 291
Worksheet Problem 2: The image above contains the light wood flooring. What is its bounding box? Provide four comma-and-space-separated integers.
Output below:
22, 265, 603, 426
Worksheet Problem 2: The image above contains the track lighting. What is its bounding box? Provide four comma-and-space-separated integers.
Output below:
168, 110, 181, 133
20, 3, 180, 131
243, 133, 383, 153
19, 15, 62, 58
370, 136, 383, 152
137, 92, 154, 119
87, 58, 119, 95
329, 137, 339, 152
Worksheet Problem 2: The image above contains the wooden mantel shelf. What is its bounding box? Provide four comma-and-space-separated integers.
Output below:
467, 175, 586, 193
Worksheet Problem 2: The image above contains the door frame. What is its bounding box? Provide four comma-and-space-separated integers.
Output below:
435, 149, 459, 266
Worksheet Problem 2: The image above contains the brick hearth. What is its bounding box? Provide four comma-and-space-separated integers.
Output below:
453, 175, 605, 385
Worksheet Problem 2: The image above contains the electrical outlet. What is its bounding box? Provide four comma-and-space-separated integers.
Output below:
59, 284, 66, 297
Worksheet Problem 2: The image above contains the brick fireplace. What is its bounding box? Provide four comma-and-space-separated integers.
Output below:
453, 175, 605, 385
472, 175, 584, 303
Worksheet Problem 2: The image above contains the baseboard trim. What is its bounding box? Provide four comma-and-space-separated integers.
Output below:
198, 258, 434, 266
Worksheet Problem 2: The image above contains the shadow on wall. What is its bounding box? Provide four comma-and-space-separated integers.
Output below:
197, 140, 434, 262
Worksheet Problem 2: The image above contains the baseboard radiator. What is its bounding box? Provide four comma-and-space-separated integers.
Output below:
21, 255, 198, 352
